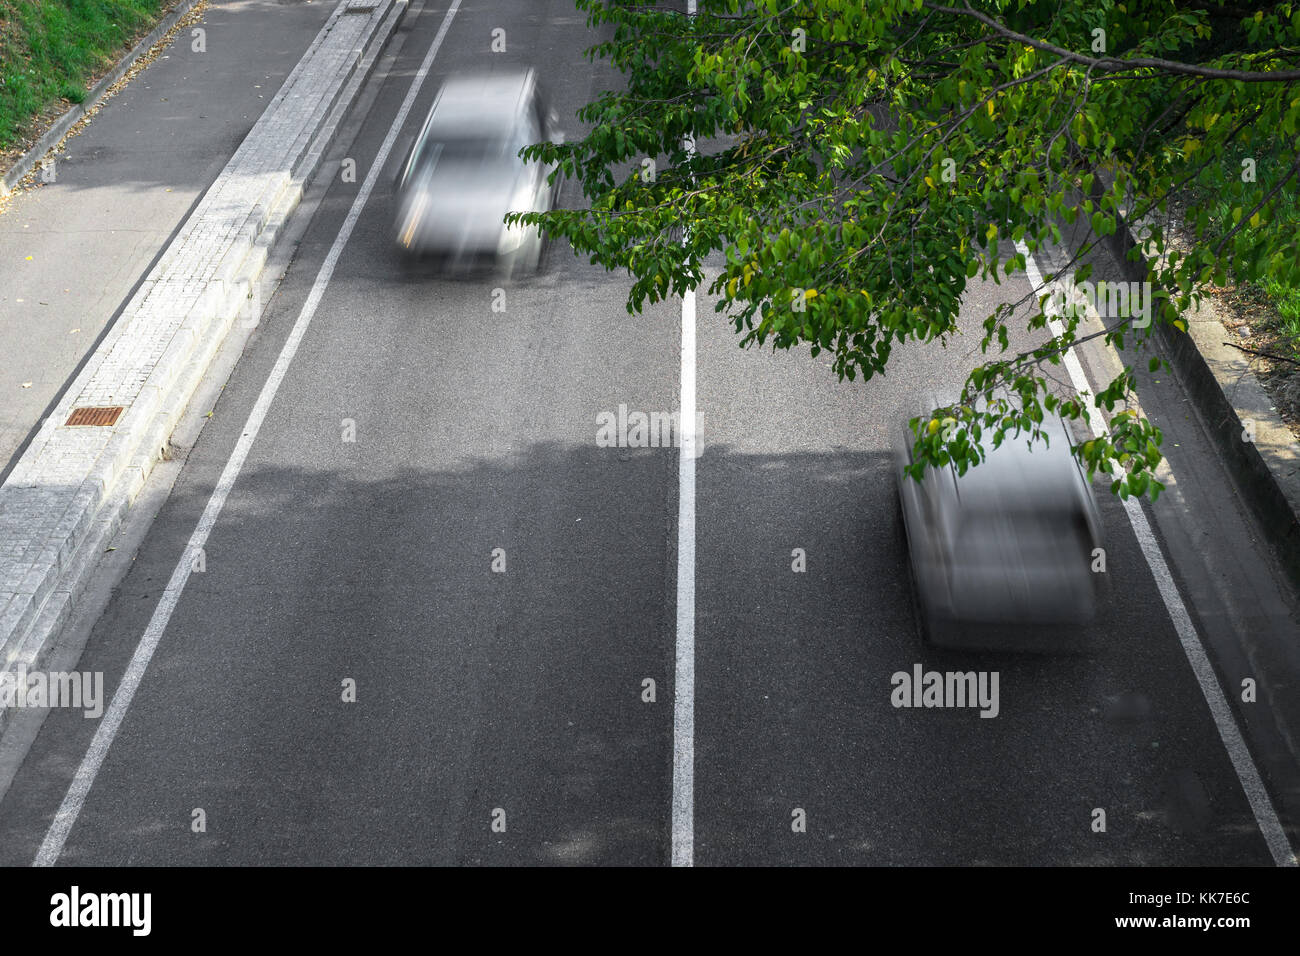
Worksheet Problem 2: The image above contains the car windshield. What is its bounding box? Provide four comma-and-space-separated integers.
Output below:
412, 122, 534, 170
413, 137, 507, 168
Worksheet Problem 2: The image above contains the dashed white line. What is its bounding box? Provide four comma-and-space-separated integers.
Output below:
1017, 239, 1297, 867
33, 0, 464, 867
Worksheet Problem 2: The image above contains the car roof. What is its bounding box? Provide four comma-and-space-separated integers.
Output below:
427, 70, 535, 137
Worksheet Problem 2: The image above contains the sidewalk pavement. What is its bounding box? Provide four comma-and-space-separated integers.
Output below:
0, 0, 407, 735
0, 0, 335, 479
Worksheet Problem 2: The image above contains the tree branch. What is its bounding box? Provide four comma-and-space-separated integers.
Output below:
922, 1, 1300, 81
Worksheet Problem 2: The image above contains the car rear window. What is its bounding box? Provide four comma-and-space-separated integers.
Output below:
956, 508, 1091, 554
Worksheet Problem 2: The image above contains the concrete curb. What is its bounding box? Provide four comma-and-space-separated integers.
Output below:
0, 0, 407, 735
1103, 210, 1300, 590
0, 0, 204, 198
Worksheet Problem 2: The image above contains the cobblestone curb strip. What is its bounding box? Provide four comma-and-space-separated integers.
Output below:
0, 0, 407, 735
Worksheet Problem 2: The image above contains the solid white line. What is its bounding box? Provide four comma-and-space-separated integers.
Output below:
672, 287, 697, 868
33, 0, 464, 867
1017, 240, 1297, 867
673, 2, 698, 867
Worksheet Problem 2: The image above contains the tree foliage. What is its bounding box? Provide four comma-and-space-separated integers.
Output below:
519, 0, 1300, 498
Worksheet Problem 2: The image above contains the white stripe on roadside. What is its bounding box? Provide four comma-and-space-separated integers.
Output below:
672, 286, 697, 868
33, 0, 464, 867
672, 0, 698, 867
1017, 240, 1297, 867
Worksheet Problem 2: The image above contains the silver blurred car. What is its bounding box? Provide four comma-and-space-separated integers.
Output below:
895, 398, 1104, 646
394, 69, 562, 276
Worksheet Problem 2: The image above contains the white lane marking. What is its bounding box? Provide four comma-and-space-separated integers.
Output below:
33, 0, 464, 867
1017, 240, 1297, 867
673, 286, 697, 868
673, 0, 698, 867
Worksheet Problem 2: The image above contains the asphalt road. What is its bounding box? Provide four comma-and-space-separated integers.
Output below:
0, 0, 1296, 865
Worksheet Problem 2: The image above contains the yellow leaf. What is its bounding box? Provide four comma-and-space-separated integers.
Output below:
927, 419, 939, 435
924, 175, 934, 188
1173, 318, 1187, 332
985, 224, 998, 241
1249, 211, 1261, 228
986, 99, 994, 118
804, 288, 818, 299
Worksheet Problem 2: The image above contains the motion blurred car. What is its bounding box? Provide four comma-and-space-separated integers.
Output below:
895, 396, 1104, 646
394, 68, 562, 276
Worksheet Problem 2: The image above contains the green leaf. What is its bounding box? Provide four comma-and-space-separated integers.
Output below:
538, 0, 1298, 502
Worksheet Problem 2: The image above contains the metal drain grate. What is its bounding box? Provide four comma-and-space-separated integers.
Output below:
65, 406, 125, 427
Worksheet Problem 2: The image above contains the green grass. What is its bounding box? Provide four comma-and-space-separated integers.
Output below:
1258, 274, 1300, 359
0, 0, 172, 151
1178, 133, 1300, 359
